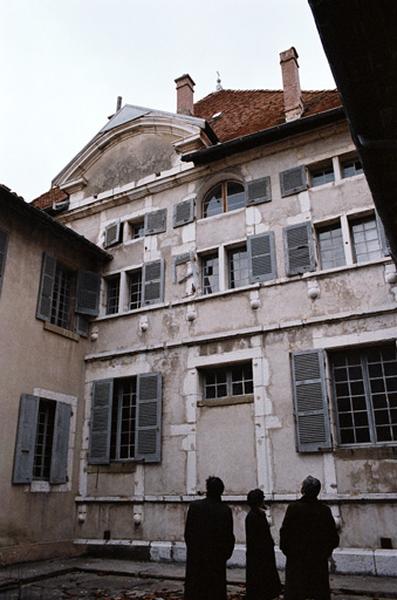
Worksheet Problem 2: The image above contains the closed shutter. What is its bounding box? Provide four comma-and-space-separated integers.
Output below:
36, 253, 57, 321
13, 394, 39, 484
49, 402, 72, 484
0, 229, 8, 295
104, 221, 121, 248
173, 198, 195, 228
142, 259, 164, 305
280, 166, 307, 197
375, 211, 391, 256
284, 222, 315, 275
135, 373, 162, 463
88, 380, 113, 464
247, 177, 272, 205
248, 232, 277, 283
76, 270, 101, 316
144, 209, 167, 235
291, 350, 331, 452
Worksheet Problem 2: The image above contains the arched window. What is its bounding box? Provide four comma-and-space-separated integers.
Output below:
202, 181, 245, 218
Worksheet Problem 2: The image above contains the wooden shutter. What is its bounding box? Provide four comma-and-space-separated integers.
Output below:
88, 380, 113, 464
104, 221, 121, 248
291, 350, 331, 452
247, 177, 272, 205
13, 394, 39, 484
0, 229, 8, 295
142, 259, 164, 305
173, 199, 195, 228
280, 166, 307, 197
284, 222, 315, 275
36, 253, 56, 321
144, 209, 167, 235
135, 373, 162, 463
76, 270, 101, 316
375, 211, 391, 256
248, 232, 277, 283
49, 402, 72, 484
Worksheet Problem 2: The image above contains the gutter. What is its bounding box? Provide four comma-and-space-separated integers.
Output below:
182, 106, 345, 165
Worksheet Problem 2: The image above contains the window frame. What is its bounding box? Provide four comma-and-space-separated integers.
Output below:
202, 181, 246, 219
105, 273, 121, 315
308, 159, 335, 188
349, 214, 382, 264
127, 268, 143, 310
50, 263, 76, 330
201, 251, 220, 295
340, 153, 364, 179
200, 362, 254, 406
227, 243, 249, 289
315, 221, 346, 270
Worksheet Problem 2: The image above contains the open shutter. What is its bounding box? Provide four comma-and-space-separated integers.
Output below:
36, 253, 56, 321
173, 199, 195, 228
142, 259, 164, 305
291, 350, 331, 452
144, 209, 167, 235
135, 373, 162, 463
49, 402, 72, 484
0, 229, 8, 295
75, 315, 90, 337
13, 394, 39, 484
284, 222, 315, 275
375, 211, 391, 256
248, 232, 277, 283
247, 177, 272, 205
280, 166, 307, 197
76, 270, 101, 316
104, 221, 121, 248
88, 379, 113, 464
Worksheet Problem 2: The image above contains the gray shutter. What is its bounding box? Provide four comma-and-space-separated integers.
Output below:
375, 211, 391, 256
173, 198, 195, 228
104, 221, 121, 248
291, 350, 331, 453
144, 209, 167, 235
49, 402, 72, 484
0, 229, 8, 295
88, 379, 113, 464
135, 373, 162, 463
248, 232, 277, 283
36, 253, 56, 321
284, 222, 315, 275
13, 394, 39, 484
76, 270, 100, 316
280, 166, 307, 197
247, 177, 272, 205
75, 314, 89, 337
142, 259, 164, 305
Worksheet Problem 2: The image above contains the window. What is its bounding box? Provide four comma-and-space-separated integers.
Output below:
128, 269, 142, 309
129, 219, 145, 240
341, 156, 363, 178
202, 252, 219, 295
33, 399, 56, 480
228, 244, 249, 288
316, 223, 346, 269
110, 378, 138, 460
331, 345, 397, 445
350, 216, 382, 263
309, 161, 335, 187
203, 363, 253, 400
202, 181, 245, 218
51, 264, 75, 329
105, 275, 120, 315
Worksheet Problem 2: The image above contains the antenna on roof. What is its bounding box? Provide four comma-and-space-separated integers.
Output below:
216, 71, 223, 91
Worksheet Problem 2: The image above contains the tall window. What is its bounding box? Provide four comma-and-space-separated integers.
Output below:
202, 181, 245, 218
33, 399, 56, 480
202, 252, 219, 295
128, 269, 142, 309
110, 377, 137, 460
50, 264, 75, 329
317, 223, 346, 269
106, 275, 120, 314
331, 344, 397, 445
350, 216, 382, 263
203, 363, 253, 400
228, 244, 249, 288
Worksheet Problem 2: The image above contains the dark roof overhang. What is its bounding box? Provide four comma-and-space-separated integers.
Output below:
309, 0, 397, 263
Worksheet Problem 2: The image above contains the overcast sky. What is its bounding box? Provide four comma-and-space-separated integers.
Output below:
0, 0, 336, 201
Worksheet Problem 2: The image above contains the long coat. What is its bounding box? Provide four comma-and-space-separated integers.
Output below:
245, 508, 282, 600
184, 497, 235, 600
280, 497, 339, 600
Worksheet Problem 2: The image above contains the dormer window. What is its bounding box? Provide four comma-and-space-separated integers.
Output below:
202, 182, 245, 218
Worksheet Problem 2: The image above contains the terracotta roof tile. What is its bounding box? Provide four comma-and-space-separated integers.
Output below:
32, 186, 68, 210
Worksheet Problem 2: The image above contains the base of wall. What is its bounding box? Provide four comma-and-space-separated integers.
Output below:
0, 541, 86, 566
74, 539, 397, 577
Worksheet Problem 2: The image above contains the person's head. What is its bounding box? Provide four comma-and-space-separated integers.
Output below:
247, 488, 264, 508
206, 476, 225, 499
301, 475, 321, 499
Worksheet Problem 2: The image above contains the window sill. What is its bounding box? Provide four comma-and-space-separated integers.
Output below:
197, 206, 246, 223
198, 395, 254, 407
44, 321, 80, 342
334, 445, 397, 459
96, 302, 167, 321
87, 462, 138, 474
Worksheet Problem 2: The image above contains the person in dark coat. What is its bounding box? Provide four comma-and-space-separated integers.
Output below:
280, 476, 339, 600
184, 476, 235, 600
245, 488, 281, 600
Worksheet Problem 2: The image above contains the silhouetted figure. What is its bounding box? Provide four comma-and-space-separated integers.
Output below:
184, 476, 235, 600
280, 476, 339, 600
245, 489, 281, 600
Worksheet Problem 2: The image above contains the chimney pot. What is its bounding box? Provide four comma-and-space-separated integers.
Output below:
116, 96, 122, 111
280, 47, 303, 122
174, 74, 195, 116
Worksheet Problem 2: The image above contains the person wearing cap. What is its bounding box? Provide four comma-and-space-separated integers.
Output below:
245, 488, 281, 600
280, 476, 339, 600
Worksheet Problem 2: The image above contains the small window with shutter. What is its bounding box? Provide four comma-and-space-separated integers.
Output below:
173, 198, 195, 228
247, 177, 272, 206
142, 259, 165, 305
248, 232, 277, 283
104, 221, 123, 248
284, 222, 315, 276
280, 166, 307, 197
144, 209, 167, 236
0, 228, 8, 296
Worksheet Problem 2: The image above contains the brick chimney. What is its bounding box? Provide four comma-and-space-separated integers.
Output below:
280, 47, 304, 121
175, 74, 195, 116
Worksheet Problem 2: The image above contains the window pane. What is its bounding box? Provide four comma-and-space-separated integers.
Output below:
202, 253, 219, 295
204, 363, 252, 399
106, 275, 120, 315
310, 163, 335, 187
203, 184, 223, 218
342, 158, 363, 178
228, 245, 249, 289
128, 270, 142, 310
111, 378, 137, 460
33, 400, 56, 480
317, 224, 345, 269
226, 182, 245, 211
51, 265, 74, 329
351, 217, 382, 263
